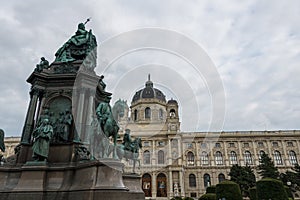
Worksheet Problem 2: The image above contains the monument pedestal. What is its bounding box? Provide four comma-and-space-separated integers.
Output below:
0, 159, 144, 200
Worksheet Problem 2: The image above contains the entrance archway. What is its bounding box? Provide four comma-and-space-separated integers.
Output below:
142, 173, 152, 197
157, 173, 167, 197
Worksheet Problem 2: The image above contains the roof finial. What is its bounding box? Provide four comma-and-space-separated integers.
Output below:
84, 17, 91, 25
148, 74, 151, 81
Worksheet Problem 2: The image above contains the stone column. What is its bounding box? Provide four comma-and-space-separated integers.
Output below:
237, 141, 243, 165
178, 138, 182, 165
169, 170, 173, 197
84, 89, 95, 143
179, 170, 185, 197
195, 142, 200, 166
21, 88, 41, 144
168, 139, 172, 165
281, 140, 288, 166
35, 90, 45, 123
152, 140, 156, 165
223, 141, 228, 165
152, 172, 157, 198
252, 141, 258, 165
266, 140, 272, 155
75, 88, 85, 141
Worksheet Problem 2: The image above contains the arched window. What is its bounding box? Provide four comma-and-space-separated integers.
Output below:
159, 109, 163, 119
203, 174, 211, 187
244, 151, 253, 165
215, 151, 223, 165
142, 173, 152, 197
218, 173, 225, 183
134, 109, 138, 121
201, 151, 209, 165
170, 109, 176, 118
157, 173, 167, 197
274, 151, 283, 165
187, 151, 195, 166
145, 107, 151, 119
189, 174, 196, 187
229, 151, 238, 165
289, 151, 298, 165
158, 150, 165, 164
143, 150, 150, 164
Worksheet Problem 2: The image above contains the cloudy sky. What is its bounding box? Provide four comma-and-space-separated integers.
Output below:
0, 0, 299, 137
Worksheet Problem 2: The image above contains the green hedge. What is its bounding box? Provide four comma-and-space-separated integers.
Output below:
206, 186, 216, 194
183, 197, 194, 200
256, 178, 288, 200
198, 193, 216, 200
171, 197, 183, 200
284, 186, 293, 199
249, 187, 257, 200
216, 180, 243, 200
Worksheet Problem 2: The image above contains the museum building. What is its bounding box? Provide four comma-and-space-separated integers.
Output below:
115, 76, 300, 199
3, 76, 300, 199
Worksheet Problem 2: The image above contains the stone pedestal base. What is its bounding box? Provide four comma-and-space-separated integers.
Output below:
0, 160, 145, 200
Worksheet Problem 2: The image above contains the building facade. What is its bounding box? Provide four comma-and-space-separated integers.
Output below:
116, 76, 300, 199
3, 77, 300, 199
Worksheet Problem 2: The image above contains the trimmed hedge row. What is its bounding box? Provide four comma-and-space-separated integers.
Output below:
199, 193, 216, 200
216, 180, 243, 200
249, 187, 257, 200
256, 178, 289, 200
206, 186, 216, 194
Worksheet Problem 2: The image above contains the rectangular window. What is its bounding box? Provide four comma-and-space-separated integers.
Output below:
144, 141, 150, 147
186, 143, 193, 148
258, 142, 264, 147
215, 143, 221, 148
287, 142, 293, 147
273, 142, 279, 147
158, 141, 165, 146
229, 142, 235, 147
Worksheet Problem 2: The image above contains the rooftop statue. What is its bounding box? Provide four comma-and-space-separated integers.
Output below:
0, 129, 4, 164
0, 129, 5, 153
34, 57, 49, 72
55, 19, 97, 62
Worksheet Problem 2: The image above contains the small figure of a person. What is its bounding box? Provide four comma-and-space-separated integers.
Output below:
56, 112, 65, 142
98, 75, 106, 91
62, 109, 73, 141
32, 118, 53, 162
35, 57, 49, 72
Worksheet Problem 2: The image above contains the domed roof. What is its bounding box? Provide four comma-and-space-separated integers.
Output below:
167, 98, 178, 104
132, 75, 166, 103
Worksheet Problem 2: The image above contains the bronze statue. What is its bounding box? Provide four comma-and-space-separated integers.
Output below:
0, 129, 5, 153
34, 57, 49, 73
96, 102, 119, 159
32, 118, 53, 161
98, 75, 106, 91
113, 129, 142, 173
122, 129, 134, 152
55, 22, 97, 62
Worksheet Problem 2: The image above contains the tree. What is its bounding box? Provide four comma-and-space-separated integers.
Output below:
229, 164, 256, 197
257, 152, 279, 179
